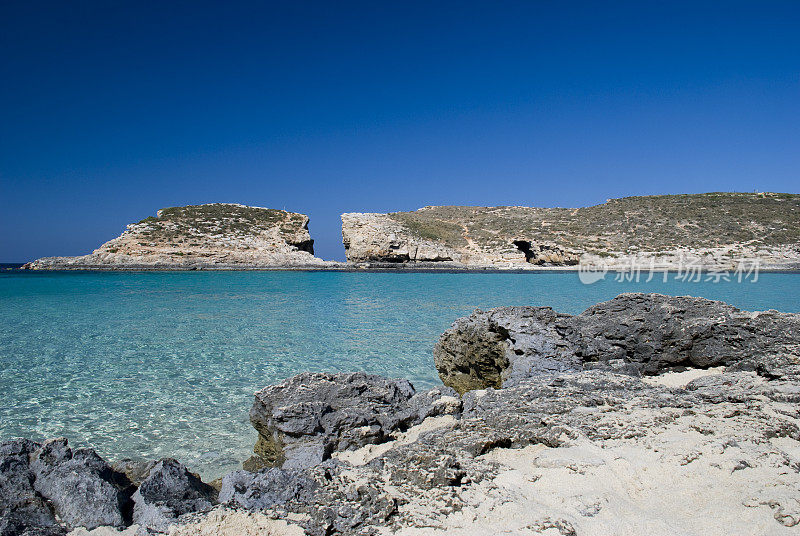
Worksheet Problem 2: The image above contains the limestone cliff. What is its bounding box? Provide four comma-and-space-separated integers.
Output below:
23, 203, 329, 269
341, 192, 800, 269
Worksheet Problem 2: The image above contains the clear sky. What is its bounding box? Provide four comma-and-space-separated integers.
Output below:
1, 1, 798, 262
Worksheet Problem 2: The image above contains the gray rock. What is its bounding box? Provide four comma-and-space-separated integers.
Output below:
0, 439, 62, 536
434, 306, 580, 393
112, 459, 157, 487
247, 372, 418, 470
218, 468, 317, 510
435, 293, 800, 392
131, 459, 215, 533
571, 293, 800, 376
406, 386, 462, 420
29, 438, 130, 531
0, 521, 65, 536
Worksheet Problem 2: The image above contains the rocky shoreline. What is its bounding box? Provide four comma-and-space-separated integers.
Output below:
341, 193, 800, 270
21, 204, 332, 271
20, 193, 800, 272
3, 293, 800, 535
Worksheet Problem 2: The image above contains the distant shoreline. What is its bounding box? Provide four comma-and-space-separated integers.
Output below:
5, 264, 800, 274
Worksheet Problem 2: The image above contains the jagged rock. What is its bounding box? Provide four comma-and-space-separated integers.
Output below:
434, 306, 580, 393
131, 459, 215, 533
0, 439, 62, 536
0, 522, 65, 536
218, 468, 317, 510
572, 293, 800, 376
112, 459, 157, 487
247, 372, 419, 471
405, 386, 462, 421
29, 438, 131, 531
435, 293, 800, 392
23, 204, 331, 270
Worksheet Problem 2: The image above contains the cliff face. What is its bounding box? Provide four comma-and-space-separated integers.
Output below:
340, 213, 462, 264
341, 192, 800, 269
24, 203, 328, 269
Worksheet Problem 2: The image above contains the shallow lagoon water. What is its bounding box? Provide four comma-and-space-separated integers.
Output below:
1, 270, 798, 478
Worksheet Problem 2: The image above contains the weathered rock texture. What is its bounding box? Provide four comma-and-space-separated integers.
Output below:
341, 192, 800, 269
0, 439, 60, 536
434, 293, 800, 393
29, 438, 132, 531
0, 438, 136, 535
246, 372, 458, 471
131, 458, 216, 533
23, 203, 330, 270
0, 439, 220, 535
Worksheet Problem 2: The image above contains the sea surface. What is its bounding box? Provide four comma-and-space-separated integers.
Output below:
1, 269, 798, 478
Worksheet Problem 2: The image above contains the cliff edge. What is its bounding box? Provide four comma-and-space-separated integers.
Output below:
23, 203, 329, 269
341, 192, 800, 269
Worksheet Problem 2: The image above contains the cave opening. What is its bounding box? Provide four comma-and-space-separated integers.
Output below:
513, 240, 535, 263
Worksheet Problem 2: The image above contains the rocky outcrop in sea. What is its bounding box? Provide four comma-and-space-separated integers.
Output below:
20, 193, 800, 271
341, 193, 800, 269
22, 204, 331, 270
3, 293, 800, 535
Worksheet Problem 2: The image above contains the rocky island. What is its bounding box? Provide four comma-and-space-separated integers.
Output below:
20, 192, 800, 271
342, 192, 800, 269
3, 293, 800, 535
22, 204, 330, 270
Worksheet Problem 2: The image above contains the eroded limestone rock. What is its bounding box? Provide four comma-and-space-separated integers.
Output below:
23, 204, 330, 270
0, 439, 61, 536
131, 459, 216, 533
435, 293, 800, 393
341, 194, 800, 269
247, 372, 420, 471
29, 438, 131, 531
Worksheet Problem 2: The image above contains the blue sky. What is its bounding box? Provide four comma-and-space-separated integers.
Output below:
1, 1, 798, 262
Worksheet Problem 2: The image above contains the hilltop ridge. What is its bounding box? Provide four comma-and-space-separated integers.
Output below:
342, 192, 800, 269
21, 193, 800, 271
23, 203, 329, 269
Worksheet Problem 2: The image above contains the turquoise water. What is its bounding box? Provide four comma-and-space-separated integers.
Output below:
1, 270, 799, 478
